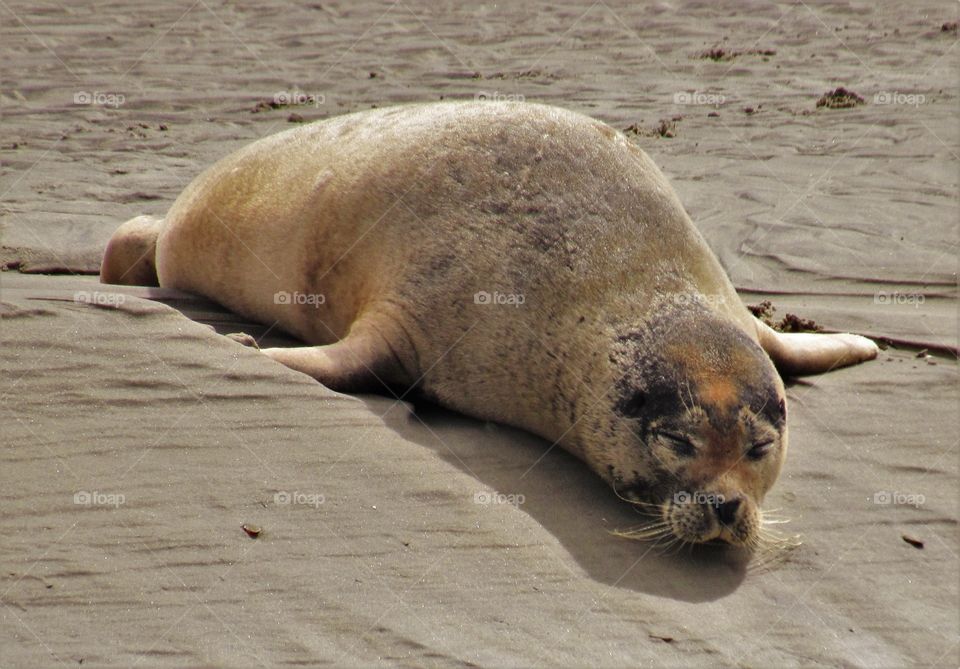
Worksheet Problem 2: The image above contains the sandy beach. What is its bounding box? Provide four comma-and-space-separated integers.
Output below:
1, 1, 957, 666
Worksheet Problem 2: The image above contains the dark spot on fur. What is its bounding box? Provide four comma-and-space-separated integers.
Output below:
479, 200, 510, 216
738, 371, 786, 429
615, 390, 646, 417
427, 251, 456, 274
618, 474, 660, 503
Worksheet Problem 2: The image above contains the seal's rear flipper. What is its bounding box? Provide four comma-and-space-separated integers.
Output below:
100, 215, 163, 286
258, 322, 415, 394
755, 318, 879, 377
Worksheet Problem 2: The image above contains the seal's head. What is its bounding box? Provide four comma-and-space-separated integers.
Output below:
596, 305, 787, 549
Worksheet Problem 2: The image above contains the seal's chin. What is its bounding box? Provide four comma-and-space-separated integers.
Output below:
662, 492, 761, 547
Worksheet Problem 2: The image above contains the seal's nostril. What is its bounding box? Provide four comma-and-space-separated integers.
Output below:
714, 497, 742, 525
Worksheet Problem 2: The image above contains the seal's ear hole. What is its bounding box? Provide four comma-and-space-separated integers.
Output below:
616, 390, 646, 417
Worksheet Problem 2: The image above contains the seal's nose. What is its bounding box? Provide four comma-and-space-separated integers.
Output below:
714, 496, 742, 526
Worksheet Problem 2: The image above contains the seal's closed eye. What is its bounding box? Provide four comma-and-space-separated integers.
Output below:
747, 440, 774, 460
660, 432, 696, 457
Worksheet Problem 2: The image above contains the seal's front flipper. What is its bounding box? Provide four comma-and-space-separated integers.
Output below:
225, 332, 260, 349
259, 323, 414, 394
755, 318, 879, 377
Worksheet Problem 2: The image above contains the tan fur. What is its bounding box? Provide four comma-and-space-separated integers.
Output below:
100, 102, 877, 546
100, 215, 163, 287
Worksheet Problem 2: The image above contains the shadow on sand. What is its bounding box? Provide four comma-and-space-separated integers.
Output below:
159, 288, 751, 602
361, 394, 751, 602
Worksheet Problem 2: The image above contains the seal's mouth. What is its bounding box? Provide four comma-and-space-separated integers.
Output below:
614, 485, 802, 559
614, 485, 760, 547
664, 492, 760, 547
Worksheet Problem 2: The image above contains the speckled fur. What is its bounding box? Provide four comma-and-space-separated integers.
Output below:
101, 102, 877, 545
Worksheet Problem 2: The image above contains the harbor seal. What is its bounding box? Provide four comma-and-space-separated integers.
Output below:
101, 102, 878, 548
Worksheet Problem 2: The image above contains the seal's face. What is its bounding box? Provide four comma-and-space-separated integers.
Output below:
602, 312, 788, 548
639, 393, 787, 547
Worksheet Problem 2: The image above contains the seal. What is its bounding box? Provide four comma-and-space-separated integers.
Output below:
101, 102, 878, 548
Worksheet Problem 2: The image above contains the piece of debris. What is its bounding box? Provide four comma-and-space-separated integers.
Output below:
698, 47, 776, 61
287, 112, 304, 123
747, 300, 775, 323
487, 69, 554, 80
778, 312, 823, 333
902, 534, 924, 549
650, 634, 675, 643
816, 87, 865, 109
625, 119, 677, 138
746, 301, 822, 333
242, 523, 262, 538
251, 99, 285, 113
915, 348, 929, 358
942, 21, 958, 33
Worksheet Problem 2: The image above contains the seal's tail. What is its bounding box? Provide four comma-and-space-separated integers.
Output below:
755, 318, 879, 377
100, 215, 163, 286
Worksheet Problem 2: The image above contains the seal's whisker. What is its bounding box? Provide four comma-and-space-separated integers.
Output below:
654, 534, 685, 554
750, 526, 802, 566
612, 529, 670, 540
747, 551, 783, 574
612, 493, 665, 514
611, 522, 674, 541
747, 539, 799, 572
